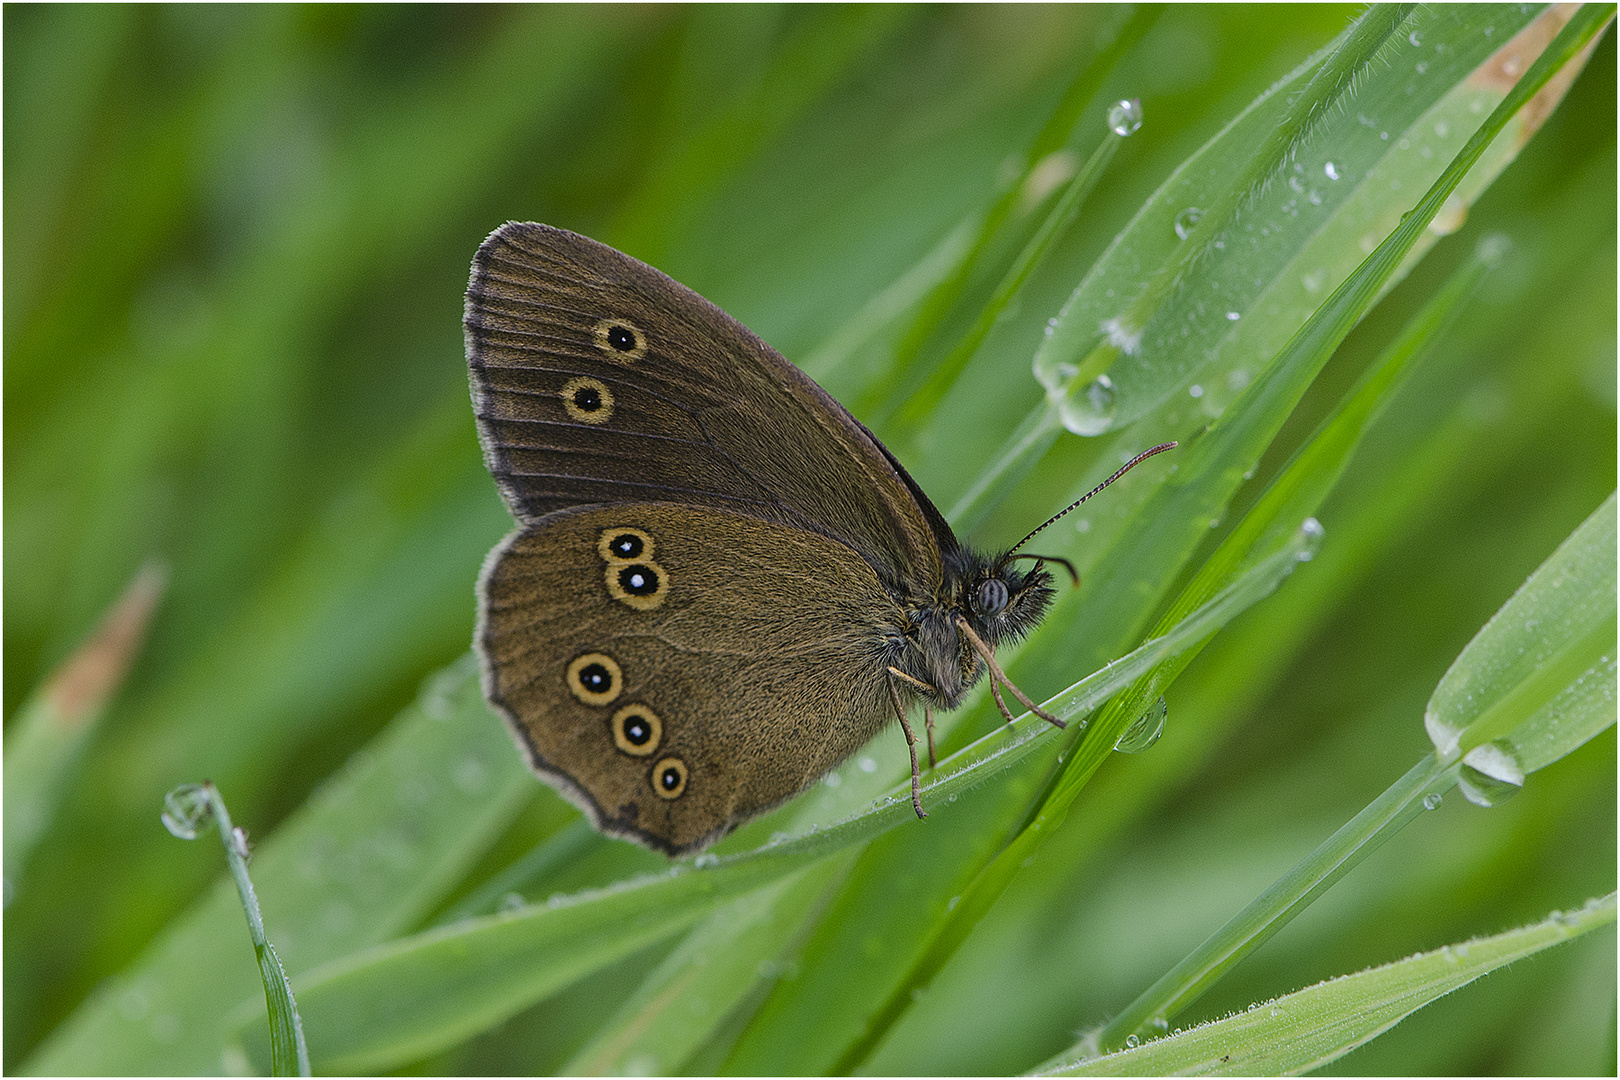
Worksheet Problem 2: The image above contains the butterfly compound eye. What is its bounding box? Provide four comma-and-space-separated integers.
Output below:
973, 578, 1010, 616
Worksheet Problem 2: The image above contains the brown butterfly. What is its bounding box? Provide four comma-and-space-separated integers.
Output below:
466, 222, 1171, 854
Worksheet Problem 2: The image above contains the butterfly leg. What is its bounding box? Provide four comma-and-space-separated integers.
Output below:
886, 671, 927, 820
986, 678, 1016, 728
955, 617, 1065, 730
924, 706, 936, 770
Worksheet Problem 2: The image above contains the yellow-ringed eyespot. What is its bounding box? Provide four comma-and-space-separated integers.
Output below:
606, 560, 668, 611
565, 652, 622, 706
651, 756, 688, 799
598, 527, 654, 564
561, 376, 614, 424
592, 318, 647, 361
611, 704, 661, 756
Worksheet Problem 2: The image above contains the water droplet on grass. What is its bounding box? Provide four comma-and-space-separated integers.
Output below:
1107, 98, 1143, 136
1115, 697, 1167, 753
1458, 741, 1524, 807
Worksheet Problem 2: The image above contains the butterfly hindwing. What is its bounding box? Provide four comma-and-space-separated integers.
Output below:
479, 502, 899, 853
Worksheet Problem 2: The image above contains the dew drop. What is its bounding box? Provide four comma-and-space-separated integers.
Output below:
823, 771, 843, 788
1297, 517, 1325, 561
1188, 384, 1204, 399
1173, 207, 1203, 240
1225, 310, 1240, 321
1107, 98, 1143, 137
1060, 373, 1117, 436
499, 892, 526, 912
1423, 792, 1443, 810
1125, 1034, 1140, 1048
858, 756, 878, 774
1115, 696, 1167, 754
1458, 741, 1525, 807
694, 852, 720, 868
1324, 161, 1341, 180
1408, 30, 1423, 47
160, 784, 213, 840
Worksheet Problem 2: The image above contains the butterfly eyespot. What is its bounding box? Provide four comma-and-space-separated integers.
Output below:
593, 318, 647, 361
611, 704, 661, 756
651, 757, 688, 799
566, 652, 623, 706
973, 578, 1009, 616
606, 559, 668, 610
561, 376, 615, 424
597, 527, 653, 563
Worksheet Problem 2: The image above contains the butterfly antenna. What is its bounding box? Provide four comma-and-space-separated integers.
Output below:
1009, 442, 1177, 554
1009, 552, 1078, 585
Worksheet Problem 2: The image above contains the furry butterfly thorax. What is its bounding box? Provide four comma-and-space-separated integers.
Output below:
466, 222, 1169, 854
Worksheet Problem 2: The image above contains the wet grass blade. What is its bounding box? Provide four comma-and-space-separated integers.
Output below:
1046, 893, 1617, 1076
159, 783, 310, 1076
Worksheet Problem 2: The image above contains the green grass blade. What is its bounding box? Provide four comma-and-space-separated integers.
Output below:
1073, 492, 1617, 1056
1046, 893, 1617, 1076
20, 658, 534, 1075
1087, 235, 1503, 794
159, 783, 310, 1076
1426, 490, 1618, 763
891, 108, 1129, 429
4, 562, 166, 900
858, 5, 1161, 419
561, 854, 856, 1076
952, 4, 1557, 531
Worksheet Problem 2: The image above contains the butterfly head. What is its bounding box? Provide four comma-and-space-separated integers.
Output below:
953, 550, 1057, 649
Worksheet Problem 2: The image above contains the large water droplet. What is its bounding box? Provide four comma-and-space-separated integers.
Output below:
1115, 697, 1167, 753
1424, 708, 1464, 759
1173, 207, 1203, 240
1060, 374, 1116, 436
1107, 98, 1143, 137
1458, 741, 1525, 807
1324, 161, 1341, 181
161, 784, 213, 840
1423, 792, 1443, 810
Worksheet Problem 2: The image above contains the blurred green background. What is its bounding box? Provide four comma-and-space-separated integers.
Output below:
5, 5, 1613, 1074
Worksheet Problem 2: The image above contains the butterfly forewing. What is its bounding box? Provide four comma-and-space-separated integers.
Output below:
465, 222, 946, 587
